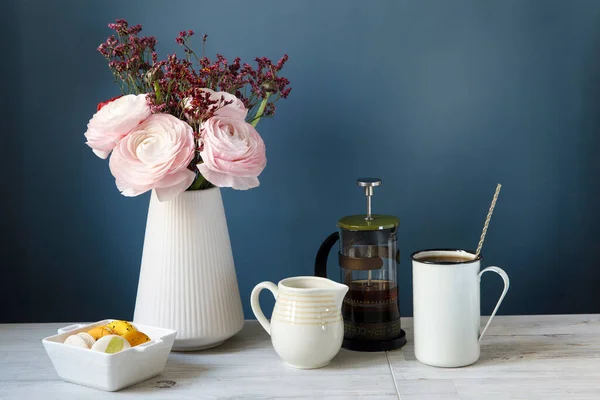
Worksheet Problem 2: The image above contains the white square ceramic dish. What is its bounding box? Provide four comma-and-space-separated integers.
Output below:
42, 319, 177, 391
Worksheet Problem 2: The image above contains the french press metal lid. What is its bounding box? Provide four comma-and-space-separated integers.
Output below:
315, 178, 407, 352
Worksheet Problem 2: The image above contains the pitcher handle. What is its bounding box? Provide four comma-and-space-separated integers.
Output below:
315, 232, 340, 278
478, 266, 510, 342
250, 281, 279, 336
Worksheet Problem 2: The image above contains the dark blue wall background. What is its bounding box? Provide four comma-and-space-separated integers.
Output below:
3, 0, 600, 323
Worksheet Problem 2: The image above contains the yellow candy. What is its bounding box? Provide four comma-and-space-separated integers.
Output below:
87, 326, 115, 341
121, 330, 151, 347
106, 320, 137, 336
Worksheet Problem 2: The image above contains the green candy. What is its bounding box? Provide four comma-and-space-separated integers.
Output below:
91, 335, 130, 354
105, 336, 125, 354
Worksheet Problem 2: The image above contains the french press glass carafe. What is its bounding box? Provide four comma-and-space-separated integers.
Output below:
315, 178, 406, 352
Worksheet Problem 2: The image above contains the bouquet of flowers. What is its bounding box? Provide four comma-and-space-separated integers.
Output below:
85, 20, 291, 201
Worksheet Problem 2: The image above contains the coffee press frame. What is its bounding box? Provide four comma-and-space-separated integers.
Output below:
315, 178, 407, 352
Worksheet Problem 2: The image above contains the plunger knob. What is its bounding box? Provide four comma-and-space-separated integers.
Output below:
357, 178, 381, 220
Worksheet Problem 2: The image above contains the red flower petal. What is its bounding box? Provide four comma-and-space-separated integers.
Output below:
97, 95, 123, 111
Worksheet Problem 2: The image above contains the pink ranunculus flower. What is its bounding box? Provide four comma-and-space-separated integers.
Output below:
109, 113, 196, 202
84, 94, 152, 159
197, 116, 266, 190
184, 89, 248, 122
208, 89, 248, 120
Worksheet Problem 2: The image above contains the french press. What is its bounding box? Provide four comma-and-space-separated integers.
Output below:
315, 178, 406, 352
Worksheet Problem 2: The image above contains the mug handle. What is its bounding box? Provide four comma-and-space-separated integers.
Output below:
250, 281, 279, 336
478, 266, 510, 342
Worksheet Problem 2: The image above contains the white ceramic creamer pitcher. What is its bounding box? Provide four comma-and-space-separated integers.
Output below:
251, 276, 349, 369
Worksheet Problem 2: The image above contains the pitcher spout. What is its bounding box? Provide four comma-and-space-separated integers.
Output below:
333, 282, 349, 308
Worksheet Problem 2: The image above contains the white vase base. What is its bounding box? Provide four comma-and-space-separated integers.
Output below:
286, 361, 330, 369
172, 340, 225, 352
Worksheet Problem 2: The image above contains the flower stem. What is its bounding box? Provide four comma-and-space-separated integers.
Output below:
251, 93, 270, 127
154, 81, 162, 103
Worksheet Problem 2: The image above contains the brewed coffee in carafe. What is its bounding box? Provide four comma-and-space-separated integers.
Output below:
315, 178, 406, 351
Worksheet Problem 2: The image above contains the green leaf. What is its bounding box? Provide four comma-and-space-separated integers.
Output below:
188, 173, 205, 190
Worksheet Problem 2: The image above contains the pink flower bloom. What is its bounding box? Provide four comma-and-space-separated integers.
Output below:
84, 94, 151, 159
198, 116, 266, 190
209, 90, 247, 120
109, 114, 196, 201
184, 89, 248, 122
97, 95, 122, 111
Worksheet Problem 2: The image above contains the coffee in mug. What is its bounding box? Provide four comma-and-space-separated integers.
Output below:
415, 254, 474, 263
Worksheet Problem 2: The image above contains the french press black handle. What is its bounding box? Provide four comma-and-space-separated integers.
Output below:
315, 232, 339, 278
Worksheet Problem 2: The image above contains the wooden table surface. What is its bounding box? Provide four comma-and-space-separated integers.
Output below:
1, 315, 599, 399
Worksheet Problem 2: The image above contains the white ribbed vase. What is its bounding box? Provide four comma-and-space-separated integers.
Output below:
133, 187, 244, 351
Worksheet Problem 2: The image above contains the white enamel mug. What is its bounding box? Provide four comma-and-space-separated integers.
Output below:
411, 249, 509, 368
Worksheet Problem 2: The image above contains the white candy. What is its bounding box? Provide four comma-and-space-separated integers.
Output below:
64, 334, 91, 349
76, 332, 96, 348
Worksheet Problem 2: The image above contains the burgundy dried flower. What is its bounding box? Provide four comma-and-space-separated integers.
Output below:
97, 19, 291, 186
